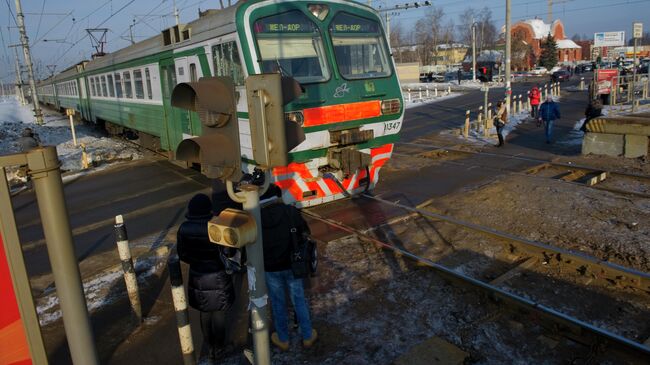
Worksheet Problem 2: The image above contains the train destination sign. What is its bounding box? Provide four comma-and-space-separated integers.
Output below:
330, 13, 379, 33
254, 11, 316, 33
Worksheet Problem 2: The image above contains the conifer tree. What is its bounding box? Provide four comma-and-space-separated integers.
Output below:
539, 33, 558, 70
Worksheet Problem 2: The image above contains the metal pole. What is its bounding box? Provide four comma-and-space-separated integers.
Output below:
69, 113, 78, 146
235, 183, 271, 365
472, 22, 477, 82
169, 256, 195, 365
27, 146, 99, 365
505, 0, 512, 114
114, 215, 142, 322
632, 37, 637, 112
385, 12, 391, 48
12, 46, 26, 105
173, 0, 180, 26
14, 0, 44, 124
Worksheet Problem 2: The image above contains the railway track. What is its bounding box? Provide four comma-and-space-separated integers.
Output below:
396, 142, 650, 199
304, 194, 650, 361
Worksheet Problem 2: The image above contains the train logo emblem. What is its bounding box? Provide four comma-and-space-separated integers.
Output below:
333, 83, 350, 98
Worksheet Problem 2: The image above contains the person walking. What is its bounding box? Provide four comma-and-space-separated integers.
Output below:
581, 99, 603, 132
538, 95, 561, 144
260, 184, 318, 351
177, 193, 239, 360
528, 85, 541, 120
494, 101, 507, 147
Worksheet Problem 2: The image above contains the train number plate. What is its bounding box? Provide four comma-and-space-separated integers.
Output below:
383, 121, 401, 133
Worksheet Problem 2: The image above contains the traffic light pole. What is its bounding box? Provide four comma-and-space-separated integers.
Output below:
227, 179, 271, 365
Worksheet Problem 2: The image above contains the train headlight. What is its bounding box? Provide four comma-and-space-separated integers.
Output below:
308, 4, 329, 20
285, 111, 304, 126
381, 99, 401, 115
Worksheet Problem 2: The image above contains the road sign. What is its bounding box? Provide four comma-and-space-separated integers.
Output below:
594, 31, 625, 47
633, 22, 643, 39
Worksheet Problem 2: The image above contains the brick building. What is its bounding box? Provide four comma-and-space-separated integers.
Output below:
510, 18, 582, 67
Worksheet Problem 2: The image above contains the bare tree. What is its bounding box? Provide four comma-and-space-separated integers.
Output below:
415, 6, 445, 65
458, 7, 496, 52
390, 22, 404, 63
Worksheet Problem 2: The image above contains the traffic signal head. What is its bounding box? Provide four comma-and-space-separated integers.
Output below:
171, 76, 242, 181
207, 208, 257, 248
245, 74, 305, 169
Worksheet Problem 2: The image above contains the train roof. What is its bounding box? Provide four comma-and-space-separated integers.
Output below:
84, 3, 241, 74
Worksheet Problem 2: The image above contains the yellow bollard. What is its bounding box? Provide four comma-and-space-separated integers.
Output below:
517, 95, 522, 114
477, 106, 483, 133
80, 143, 90, 169
463, 110, 470, 138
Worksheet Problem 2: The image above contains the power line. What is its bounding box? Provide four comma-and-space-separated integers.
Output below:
34, 0, 47, 41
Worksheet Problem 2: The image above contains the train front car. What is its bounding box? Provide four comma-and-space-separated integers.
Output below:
237, 0, 403, 207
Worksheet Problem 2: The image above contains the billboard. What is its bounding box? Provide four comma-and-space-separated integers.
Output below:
594, 31, 625, 47
596, 69, 619, 95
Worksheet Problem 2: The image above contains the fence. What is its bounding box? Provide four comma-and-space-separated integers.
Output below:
461, 82, 562, 138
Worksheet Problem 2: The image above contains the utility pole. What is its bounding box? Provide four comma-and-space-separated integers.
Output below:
10, 45, 26, 105
547, 0, 553, 24
472, 20, 477, 82
173, 0, 180, 25
14, 0, 44, 124
505, 0, 512, 114
632, 22, 643, 112
385, 12, 391, 47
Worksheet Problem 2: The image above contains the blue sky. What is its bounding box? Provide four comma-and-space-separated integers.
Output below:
1, 0, 649, 83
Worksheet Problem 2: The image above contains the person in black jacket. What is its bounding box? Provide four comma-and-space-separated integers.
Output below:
177, 193, 239, 360
260, 184, 317, 351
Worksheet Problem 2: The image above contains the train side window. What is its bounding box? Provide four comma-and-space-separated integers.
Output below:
90, 78, 96, 96
107, 75, 115, 97
189, 63, 197, 82
114, 73, 123, 98
123, 71, 133, 98
101, 76, 108, 97
145, 68, 153, 99
133, 69, 145, 99
212, 42, 244, 85
95, 77, 101, 96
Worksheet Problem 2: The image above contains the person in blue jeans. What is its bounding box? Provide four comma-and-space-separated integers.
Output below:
260, 184, 317, 351
538, 95, 561, 144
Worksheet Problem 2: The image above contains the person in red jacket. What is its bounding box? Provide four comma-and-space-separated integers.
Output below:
529, 85, 541, 120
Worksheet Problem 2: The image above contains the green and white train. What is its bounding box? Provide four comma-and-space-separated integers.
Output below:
37, 0, 404, 207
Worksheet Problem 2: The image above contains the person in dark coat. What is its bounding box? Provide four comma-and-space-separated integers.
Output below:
538, 95, 561, 144
581, 99, 603, 132
177, 193, 239, 359
494, 101, 507, 147
260, 184, 317, 351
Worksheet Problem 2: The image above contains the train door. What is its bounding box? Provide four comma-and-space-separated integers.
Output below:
159, 57, 178, 154
78, 78, 90, 120
171, 56, 195, 138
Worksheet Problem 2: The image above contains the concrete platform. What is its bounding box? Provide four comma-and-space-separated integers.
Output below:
586, 115, 650, 136
582, 132, 624, 156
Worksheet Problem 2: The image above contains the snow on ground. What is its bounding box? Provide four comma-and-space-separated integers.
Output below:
0, 97, 143, 185
404, 92, 462, 110
36, 251, 167, 326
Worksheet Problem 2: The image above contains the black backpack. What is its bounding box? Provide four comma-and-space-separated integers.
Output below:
287, 207, 317, 278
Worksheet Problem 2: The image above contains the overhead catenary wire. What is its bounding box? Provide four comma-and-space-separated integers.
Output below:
33, 0, 47, 42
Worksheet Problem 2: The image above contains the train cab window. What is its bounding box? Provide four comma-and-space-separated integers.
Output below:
253, 11, 329, 83
101, 76, 108, 97
114, 73, 123, 98
123, 71, 133, 98
329, 12, 391, 80
145, 68, 153, 99
189, 63, 197, 82
133, 69, 145, 99
107, 75, 115, 97
212, 42, 244, 85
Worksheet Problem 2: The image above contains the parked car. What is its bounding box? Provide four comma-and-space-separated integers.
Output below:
551, 70, 571, 82
530, 66, 548, 75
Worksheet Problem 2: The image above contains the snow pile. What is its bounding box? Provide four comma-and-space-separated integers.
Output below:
0, 97, 143, 185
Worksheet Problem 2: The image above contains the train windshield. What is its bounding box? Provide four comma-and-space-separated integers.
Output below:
329, 12, 391, 80
254, 11, 330, 83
